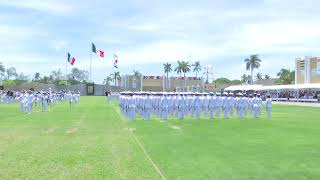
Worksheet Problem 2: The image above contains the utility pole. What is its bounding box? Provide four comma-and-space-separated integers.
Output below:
203, 65, 213, 84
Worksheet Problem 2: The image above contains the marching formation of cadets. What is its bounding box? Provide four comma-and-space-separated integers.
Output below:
0, 89, 81, 114
112, 92, 272, 121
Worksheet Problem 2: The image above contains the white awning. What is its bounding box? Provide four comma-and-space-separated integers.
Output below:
258, 85, 297, 90
296, 83, 320, 89
225, 84, 320, 91
224, 85, 262, 91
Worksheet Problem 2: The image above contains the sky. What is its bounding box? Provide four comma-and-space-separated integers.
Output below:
1, 0, 320, 83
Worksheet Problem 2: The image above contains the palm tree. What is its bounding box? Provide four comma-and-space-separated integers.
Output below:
241, 74, 248, 84
33, 72, 41, 82
133, 70, 142, 89
133, 70, 142, 79
180, 61, 191, 91
192, 61, 201, 88
163, 62, 172, 90
175, 61, 183, 89
277, 69, 295, 84
265, 74, 270, 80
244, 54, 262, 84
256, 72, 262, 81
247, 75, 252, 84
40, 76, 50, 84
103, 76, 113, 86
110, 71, 121, 86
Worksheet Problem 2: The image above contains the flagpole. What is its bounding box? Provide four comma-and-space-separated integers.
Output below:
90, 50, 92, 83
113, 59, 115, 86
65, 53, 68, 85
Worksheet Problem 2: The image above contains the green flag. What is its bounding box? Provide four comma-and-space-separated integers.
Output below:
92, 43, 96, 53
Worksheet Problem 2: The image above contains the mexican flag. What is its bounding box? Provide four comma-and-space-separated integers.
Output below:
98, 50, 104, 58
67, 52, 76, 66
92, 43, 96, 53
92, 42, 104, 58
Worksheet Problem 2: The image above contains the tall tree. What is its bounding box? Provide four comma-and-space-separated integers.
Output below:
39, 76, 51, 84
15, 73, 29, 84
180, 61, 191, 91
241, 74, 248, 84
133, 70, 142, 79
215, 77, 231, 84
247, 75, 252, 84
68, 68, 89, 83
17, 73, 29, 81
0, 62, 5, 77
133, 70, 142, 89
0, 62, 5, 84
51, 69, 63, 81
6, 67, 18, 80
244, 54, 262, 84
265, 74, 270, 80
256, 72, 262, 81
103, 76, 113, 86
163, 62, 172, 90
175, 61, 183, 89
110, 71, 121, 86
231, 79, 242, 85
192, 61, 201, 88
33, 72, 41, 82
277, 69, 295, 84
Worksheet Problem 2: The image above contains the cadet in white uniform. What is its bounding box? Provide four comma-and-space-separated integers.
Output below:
26, 91, 34, 114
222, 92, 229, 119
208, 92, 216, 120
178, 94, 186, 120
144, 93, 152, 120
257, 94, 262, 117
128, 93, 136, 120
238, 93, 245, 118
228, 93, 235, 118
42, 93, 49, 112
202, 93, 209, 118
194, 93, 202, 120
252, 94, 260, 118
266, 95, 272, 118
215, 93, 222, 118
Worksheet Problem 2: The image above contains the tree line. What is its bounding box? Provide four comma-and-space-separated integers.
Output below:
0, 62, 89, 85
1, 54, 296, 87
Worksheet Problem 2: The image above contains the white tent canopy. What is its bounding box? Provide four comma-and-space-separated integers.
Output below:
225, 84, 320, 91
224, 85, 262, 91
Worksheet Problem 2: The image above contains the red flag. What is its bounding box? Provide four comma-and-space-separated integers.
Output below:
98, 50, 104, 58
70, 57, 75, 65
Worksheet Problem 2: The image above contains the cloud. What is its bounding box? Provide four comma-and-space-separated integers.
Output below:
51, 40, 71, 52
0, 0, 75, 16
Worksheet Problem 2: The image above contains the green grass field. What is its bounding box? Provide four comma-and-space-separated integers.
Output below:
1, 97, 320, 179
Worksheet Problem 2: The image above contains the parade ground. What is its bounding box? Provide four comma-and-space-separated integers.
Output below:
0, 97, 320, 179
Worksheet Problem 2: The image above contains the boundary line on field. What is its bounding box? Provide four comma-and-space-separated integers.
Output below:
110, 102, 167, 180
132, 134, 167, 180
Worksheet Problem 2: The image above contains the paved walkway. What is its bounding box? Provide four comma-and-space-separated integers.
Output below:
273, 101, 320, 107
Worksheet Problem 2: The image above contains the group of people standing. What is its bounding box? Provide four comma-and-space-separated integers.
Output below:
0, 89, 80, 114
113, 92, 272, 121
